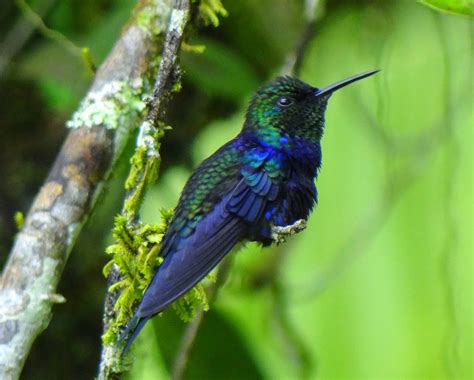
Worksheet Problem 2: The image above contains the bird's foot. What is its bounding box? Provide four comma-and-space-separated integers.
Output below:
271, 219, 307, 244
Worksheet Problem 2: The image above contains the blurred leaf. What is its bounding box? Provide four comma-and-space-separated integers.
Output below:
38, 76, 78, 111
16, 0, 135, 114
418, 0, 474, 15
17, 43, 87, 113
182, 37, 260, 101
126, 323, 169, 380
219, 0, 305, 74
176, 311, 263, 379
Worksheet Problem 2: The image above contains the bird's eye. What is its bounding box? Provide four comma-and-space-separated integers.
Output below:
277, 96, 294, 107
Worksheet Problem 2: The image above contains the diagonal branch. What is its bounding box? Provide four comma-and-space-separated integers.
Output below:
0, 1, 180, 379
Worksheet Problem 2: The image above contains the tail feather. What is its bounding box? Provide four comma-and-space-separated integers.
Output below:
116, 190, 254, 352
118, 314, 149, 353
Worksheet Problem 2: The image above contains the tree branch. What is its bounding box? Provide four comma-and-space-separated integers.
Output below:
97, 1, 192, 378
0, 1, 178, 378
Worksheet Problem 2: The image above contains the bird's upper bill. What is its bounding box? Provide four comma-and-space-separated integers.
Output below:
314, 69, 379, 97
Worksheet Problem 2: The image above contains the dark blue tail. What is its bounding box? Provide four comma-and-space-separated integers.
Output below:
118, 314, 149, 354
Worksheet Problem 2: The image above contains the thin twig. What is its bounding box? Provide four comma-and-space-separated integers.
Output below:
0, 0, 57, 77
283, 0, 324, 76
171, 311, 205, 380
171, 258, 233, 380
15, 0, 82, 57
271, 280, 312, 378
435, 13, 461, 377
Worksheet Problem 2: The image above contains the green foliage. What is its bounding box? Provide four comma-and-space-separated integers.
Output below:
124, 131, 163, 219
102, 209, 173, 344
196, 0, 228, 27
182, 37, 260, 101
13, 211, 24, 230
80, 47, 97, 74
172, 283, 209, 322
418, 0, 474, 15
134, 0, 169, 37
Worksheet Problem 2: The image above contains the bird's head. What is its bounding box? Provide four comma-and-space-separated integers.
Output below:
245, 70, 379, 143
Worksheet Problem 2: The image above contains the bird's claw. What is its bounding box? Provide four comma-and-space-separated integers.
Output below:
271, 219, 307, 244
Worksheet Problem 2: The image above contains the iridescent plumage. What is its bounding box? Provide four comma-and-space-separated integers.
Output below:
122, 70, 378, 350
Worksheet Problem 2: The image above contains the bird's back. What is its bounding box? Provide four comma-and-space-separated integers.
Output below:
138, 140, 245, 315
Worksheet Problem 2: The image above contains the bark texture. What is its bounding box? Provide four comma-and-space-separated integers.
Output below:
0, 1, 175, 378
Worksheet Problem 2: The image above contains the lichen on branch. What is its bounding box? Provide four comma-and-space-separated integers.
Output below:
66, 80, 147, 130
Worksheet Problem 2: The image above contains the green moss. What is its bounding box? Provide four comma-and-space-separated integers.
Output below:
80, 47, 96, 74
123, 147, 159, 218
14, 211, 24, 230
197, 0, 228, 27
125, 146, 147, 191
103, 210, 212, 343
172, 283, 209, 322
182, 41, 206, 54
123, 122, 167, 219
102, 209, 173, 344
171, 80, 183, 93
134, 0, 172, 37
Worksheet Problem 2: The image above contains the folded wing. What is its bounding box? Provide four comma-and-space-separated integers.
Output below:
121, 144, 280, 350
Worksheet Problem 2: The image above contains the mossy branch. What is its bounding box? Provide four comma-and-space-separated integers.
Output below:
0, 0, 183, 378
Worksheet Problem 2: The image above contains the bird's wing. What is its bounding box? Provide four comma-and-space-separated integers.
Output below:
137, 146, 280, 317
121, 143, 281, 349
226, 164, 279, 223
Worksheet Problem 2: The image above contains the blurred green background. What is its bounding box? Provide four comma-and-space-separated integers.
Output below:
0, 0, 472, 379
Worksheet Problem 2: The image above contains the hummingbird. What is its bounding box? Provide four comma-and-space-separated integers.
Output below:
121, 69, 379, 350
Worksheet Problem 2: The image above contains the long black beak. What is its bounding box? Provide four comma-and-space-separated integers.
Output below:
315, 69, 379, 97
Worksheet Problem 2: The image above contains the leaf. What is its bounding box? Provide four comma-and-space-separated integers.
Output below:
181, 37, 260, 101
418, 0, 474, 15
